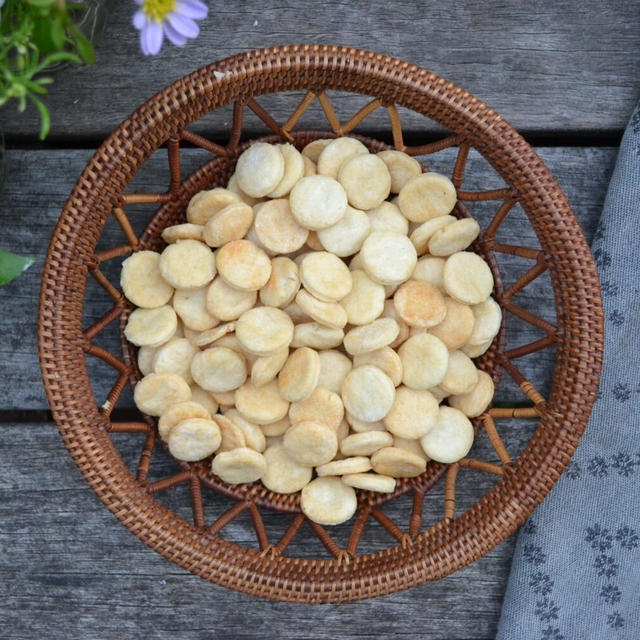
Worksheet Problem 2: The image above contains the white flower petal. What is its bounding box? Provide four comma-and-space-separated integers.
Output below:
142, 21, 164, 56
167, 12, 199, 39
132, 9, 146, 30
176, 0, 208, 20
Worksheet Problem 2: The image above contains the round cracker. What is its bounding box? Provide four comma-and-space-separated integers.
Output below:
316, 456, 372, 477
393, 435, 429, 461
124, 305, 177, 347
289, 175, 348, 230
360, 231, 417, 286
278, 347, 321, 402
260, 415, 290, 437
203, 201, 254, 248
340, 431, 393, 457
353, 346, 403, 386
289, 387, 344, 430
316, 137, 368, 178
295, 289, 347, 329
254, 198, 309, 253
212, 414, 246, 451
317, 205, 371, 257
159, 239, 216, 290
367, 201, 409, 235
393, 279, 447, 328
468, 297, 502, 345
338, 153, 391, 210
305, 230, 324, 251
345, 413, 387, 433
168, 418, 221, 461
211, 447, 267, 484
301, 138, 332, 163
341, 365, 395, 422
235, 142, 285, 198
137, 345, 156, 376
216, 239, 272, 292
302, 155, 317, 176
283, 302, 311, 325
227, 172, 264, 206
376, 149, 422, 193
283, 421, 338, 466
448, 370, 494, 418
339, 269, 386, 326
440, 350, 478, 395
342, 473, 396, 493
134, 372, 191, 417
268, 143, 305, 198
420, 406, 474, 463
398, 333, 449, 389
189, 385, 220, 416
409, 215, 456, 255
236, 306, 294, 356
316, 350, 353, 394
300, 477, 357, 525
152, 338, 199, 383
161, 223, 205, 244
224, 409, 267, 452
190, 347, 247, 392
299, 251, 353, 301
443, 251, 494, 304
370, 446, 427, 478
428, 218, 481, 256
462, 339, 493, 358
190, 322, 235, 347
251, 347, 289, 387
412, 256, 446, 290
186, 188, 241, 225
259, 257, 300, 308
121, 251, 173, 308
343, 319, 400, 356
235, 380, 290, 424
429, 297, 475, 349
205, 277, 256, 321
291, 323, 344, 349
383, 387, 439, 438
261, 443, 312, 493
173, 286, 219, 331
158, 400, 211, 441
397, 172, 458, 223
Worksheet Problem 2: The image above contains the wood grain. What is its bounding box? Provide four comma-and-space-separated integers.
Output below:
1, 0, 638, 141
0, 146, 615, 411
0, 420, 534, 639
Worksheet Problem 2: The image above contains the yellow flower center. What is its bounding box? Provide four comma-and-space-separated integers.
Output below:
142, 0, 177, 22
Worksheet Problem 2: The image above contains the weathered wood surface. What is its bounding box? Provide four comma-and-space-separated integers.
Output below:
1, 420, 534, 639
0, 146, 615, 411
1, 0, 638, 142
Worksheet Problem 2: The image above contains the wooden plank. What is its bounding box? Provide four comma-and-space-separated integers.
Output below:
0, 420, 534, 638
0, 146, 614, 411
3, 1, 639, 141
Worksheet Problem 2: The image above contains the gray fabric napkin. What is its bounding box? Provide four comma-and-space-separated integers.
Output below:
496, 104, 640, 639
497, 105, 640, 640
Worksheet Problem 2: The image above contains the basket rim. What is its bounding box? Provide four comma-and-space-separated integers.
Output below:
38, 44, 604, 602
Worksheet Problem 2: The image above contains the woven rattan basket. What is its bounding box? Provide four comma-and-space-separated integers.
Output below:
38, 45, 603, 602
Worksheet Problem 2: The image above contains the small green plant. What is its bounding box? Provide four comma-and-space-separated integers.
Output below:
0, 0, 96, 140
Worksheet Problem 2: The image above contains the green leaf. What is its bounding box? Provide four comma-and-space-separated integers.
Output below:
34, 50, 81, 73
29, 94, 51, 139
68, 23, 95, 65
49, 14, 66, 50
0, 249, 36, 285
24, 0, 57, 8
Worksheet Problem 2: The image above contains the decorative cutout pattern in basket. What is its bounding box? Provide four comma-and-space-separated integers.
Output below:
39, 45, 603, 602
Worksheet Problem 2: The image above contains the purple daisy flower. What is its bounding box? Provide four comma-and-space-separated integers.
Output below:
132, 0, 208, 56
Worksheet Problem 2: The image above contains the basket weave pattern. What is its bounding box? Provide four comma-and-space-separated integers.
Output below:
39, 45, 603, 602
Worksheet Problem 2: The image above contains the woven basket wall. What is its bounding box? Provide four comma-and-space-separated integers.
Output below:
38, 45, 603, 602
